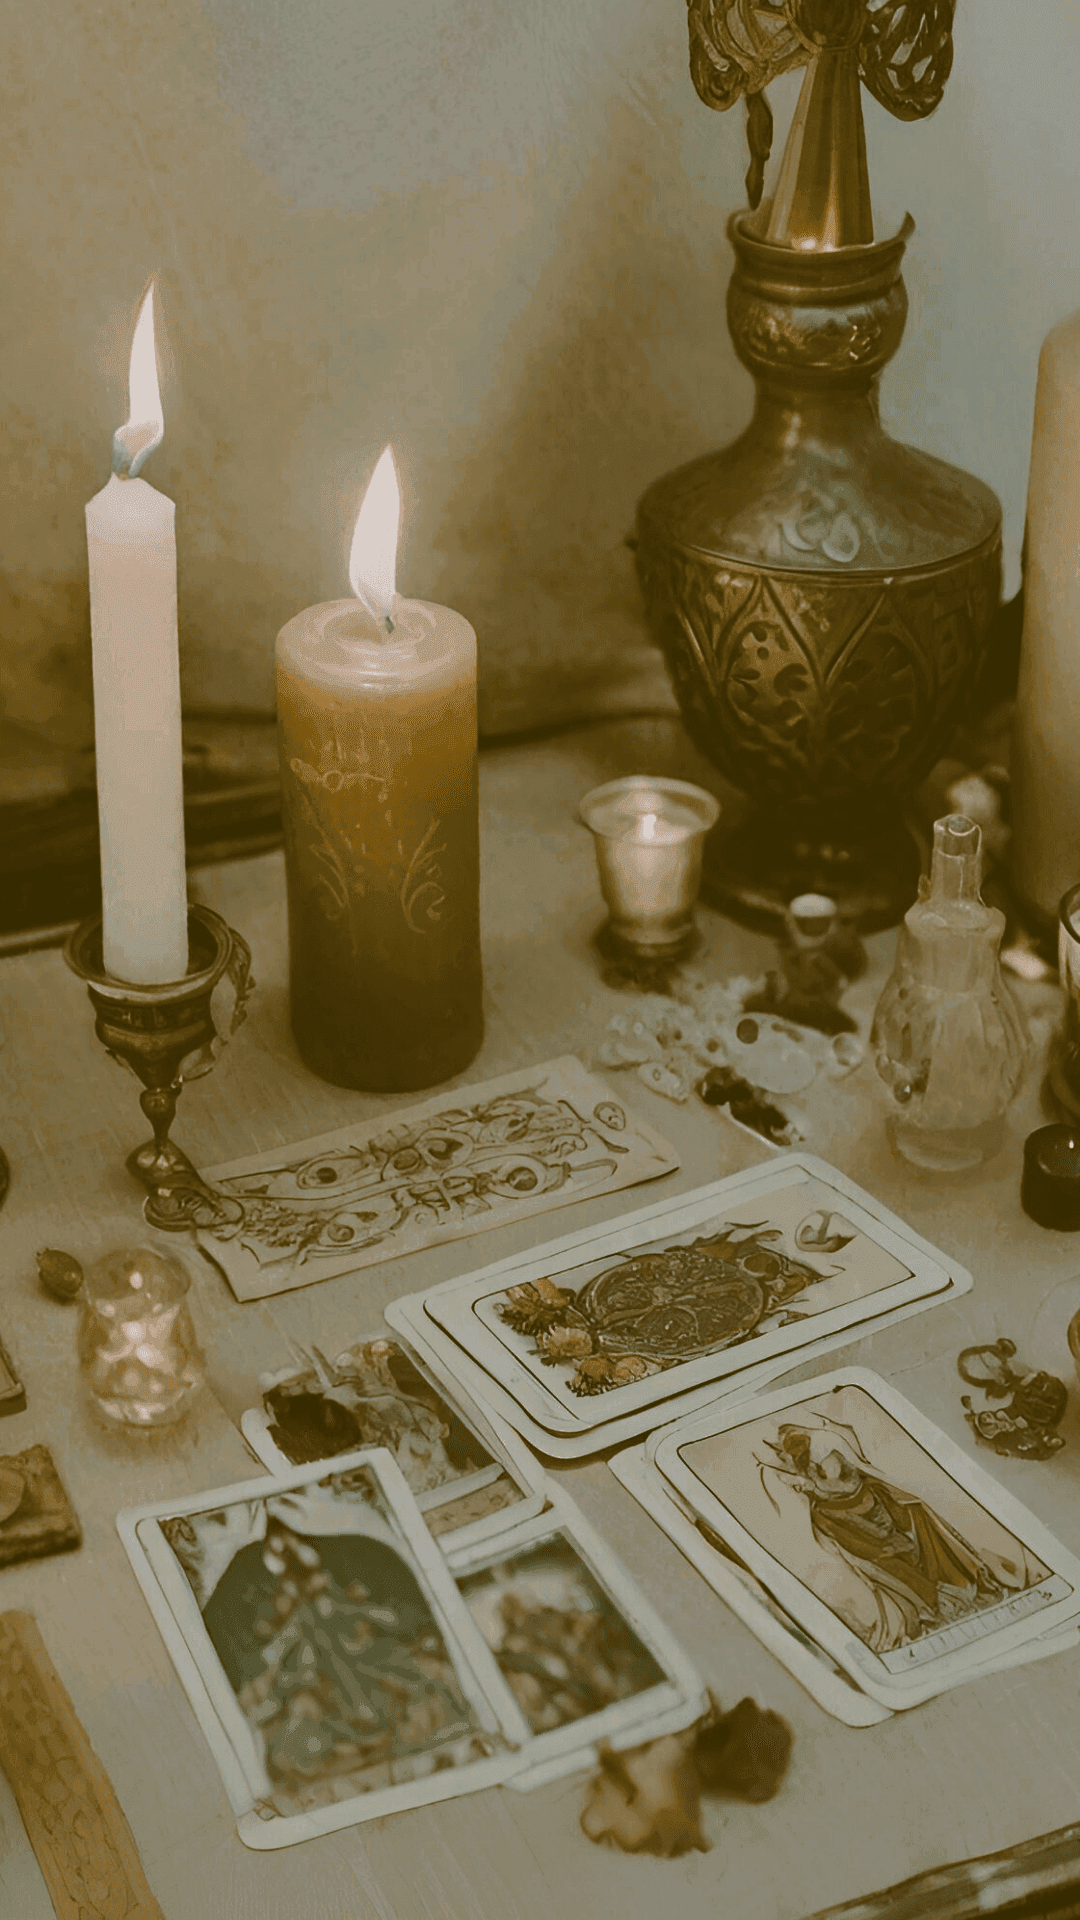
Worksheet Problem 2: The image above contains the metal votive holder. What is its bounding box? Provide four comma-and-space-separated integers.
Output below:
578, 775, 720, 961
64, 906, 252, 1229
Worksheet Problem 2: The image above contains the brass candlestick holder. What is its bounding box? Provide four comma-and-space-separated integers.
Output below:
64, 905, 253, 1230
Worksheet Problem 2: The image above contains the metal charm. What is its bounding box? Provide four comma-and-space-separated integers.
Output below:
957, 1339, 1068, 1462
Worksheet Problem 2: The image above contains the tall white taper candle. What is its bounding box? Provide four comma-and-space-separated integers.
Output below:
1011, 309, 1080, 920
85, 285, 188, 983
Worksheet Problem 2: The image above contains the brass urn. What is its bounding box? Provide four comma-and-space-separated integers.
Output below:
635, 2, 1001, 928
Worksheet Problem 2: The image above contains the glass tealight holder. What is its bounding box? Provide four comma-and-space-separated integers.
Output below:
77, 1246, 206, 1428
578, 776, 720, 960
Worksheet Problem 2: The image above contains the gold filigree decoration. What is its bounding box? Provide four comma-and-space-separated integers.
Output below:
687, 0, 956, 206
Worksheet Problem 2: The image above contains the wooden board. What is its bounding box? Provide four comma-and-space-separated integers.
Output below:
0, 1611, 165, 1920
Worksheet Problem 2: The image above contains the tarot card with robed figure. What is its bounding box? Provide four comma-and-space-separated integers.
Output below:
420, 1156, 968, 1440
239, 1329, 546, 1554
654, 1369, 1080, 1710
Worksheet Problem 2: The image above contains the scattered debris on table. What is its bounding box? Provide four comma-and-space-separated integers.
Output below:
580, 1693, 793, 1857
594, 973, 863, 1148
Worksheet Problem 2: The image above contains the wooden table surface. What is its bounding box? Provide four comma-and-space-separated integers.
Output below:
0, 716, 1077, 1920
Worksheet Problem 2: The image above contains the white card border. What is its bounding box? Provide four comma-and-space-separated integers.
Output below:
607, 1443, 894, 1727
194, 1054, 680, 1302
117, 1445, 534, 1845
446, 1491, 707, 1774
386, 1265, 969, 1461
420, 1156, 965, 1432
237, 1327, 549, 1553
653, 1367, 1080, 1707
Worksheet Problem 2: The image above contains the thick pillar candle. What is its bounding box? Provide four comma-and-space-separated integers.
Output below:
276, 451, 483, 1091
85, 286, 188, 983
1011, 309, 1080, 919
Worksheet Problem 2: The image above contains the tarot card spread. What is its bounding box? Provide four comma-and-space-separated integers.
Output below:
241, 1330, 546, 1554
118, 1452, 704, 1846
421, 1157, 961, 1436
192, 1056, 679, 1302
120, 1452, 528, 1845
655, 1370, 1080, 1710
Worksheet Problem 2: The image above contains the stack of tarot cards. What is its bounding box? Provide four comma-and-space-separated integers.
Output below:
611, 1368, 1080, 1726
118, 1333, 707, 1848
384, 1154, 978, 1459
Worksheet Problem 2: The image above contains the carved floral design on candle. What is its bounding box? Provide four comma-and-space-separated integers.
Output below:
276, 447, 483, 1092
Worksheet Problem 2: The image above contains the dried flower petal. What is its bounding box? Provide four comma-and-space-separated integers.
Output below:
580, 1727, 709, 1858
694, 1695, 792, 1803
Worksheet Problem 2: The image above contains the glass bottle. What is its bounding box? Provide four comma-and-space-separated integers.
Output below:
276, 596, 484, 1092
78, 1246, 206, 1427
871, 814, 1028, 1171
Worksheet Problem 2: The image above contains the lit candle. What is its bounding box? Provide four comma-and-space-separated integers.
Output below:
275, 447, 483, 1091
1011, 308, 1080, 919
579, 776, 719, 958
85, 285, 188, 984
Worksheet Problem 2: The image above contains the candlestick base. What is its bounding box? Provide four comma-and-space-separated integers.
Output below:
64, 907, 253, 1230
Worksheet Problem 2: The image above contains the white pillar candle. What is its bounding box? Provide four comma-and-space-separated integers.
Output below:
85, 285, 188, 984
1011, 309, 1080, 919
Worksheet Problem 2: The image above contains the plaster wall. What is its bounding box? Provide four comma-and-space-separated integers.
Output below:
2, 1, 1077, 751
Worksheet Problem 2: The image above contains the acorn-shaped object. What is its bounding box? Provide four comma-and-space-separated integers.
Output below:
37, 1249, 84, 1303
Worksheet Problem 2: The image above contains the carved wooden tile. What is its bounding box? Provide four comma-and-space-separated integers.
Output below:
0, 1444, 81, 1569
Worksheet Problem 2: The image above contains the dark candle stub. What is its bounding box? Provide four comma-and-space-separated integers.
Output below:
1021, 1124, 1080, 1231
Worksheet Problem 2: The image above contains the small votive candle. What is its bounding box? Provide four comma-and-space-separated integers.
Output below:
578, 775, 719, 959
77, 1246, 206, 1427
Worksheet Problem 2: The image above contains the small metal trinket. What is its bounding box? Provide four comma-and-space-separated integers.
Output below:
957, 1339, 1068, 1461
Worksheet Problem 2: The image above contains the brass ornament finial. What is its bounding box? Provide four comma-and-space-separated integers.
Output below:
687, 0, 956, 243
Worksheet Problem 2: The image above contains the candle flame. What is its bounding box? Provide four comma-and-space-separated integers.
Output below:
638, 812, 660, 843
348, 446, 400, 625
111, 283, 165, 478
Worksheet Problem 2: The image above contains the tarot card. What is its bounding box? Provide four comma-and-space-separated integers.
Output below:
0, 1332, 25, 1417
118, 1448, 540, 1846
386, 1252, 971, 1462
608, 1443, 894, 1726
420, 1156, 968, 1438
188, 1055, 679, 1301
239, 1329, 547, 1554
654, 1369, 1080, 1709
447, 1496, 707, 1787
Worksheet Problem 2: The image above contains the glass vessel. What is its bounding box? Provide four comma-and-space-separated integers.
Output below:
78, 1246, 206, 1427
871, 814, 1028, 1171
578, 776, 719, 960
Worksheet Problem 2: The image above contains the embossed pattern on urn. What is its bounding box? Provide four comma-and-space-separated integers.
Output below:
635, 212, 1002, 929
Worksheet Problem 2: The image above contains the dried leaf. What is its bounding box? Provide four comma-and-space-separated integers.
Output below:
694, 1695, 793, 1804
36, 1249, 84, 1302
